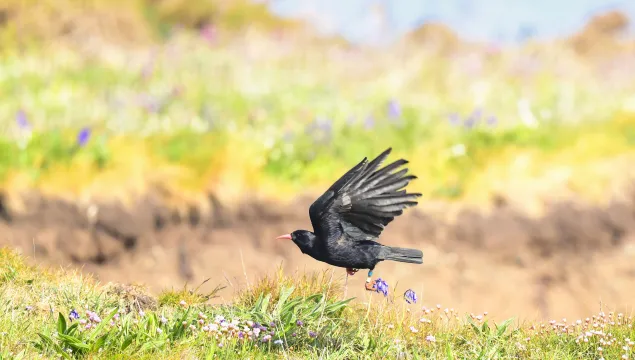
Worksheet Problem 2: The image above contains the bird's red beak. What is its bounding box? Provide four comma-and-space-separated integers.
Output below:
276, 233, 292, 240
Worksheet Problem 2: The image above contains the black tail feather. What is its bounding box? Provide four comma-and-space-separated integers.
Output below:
380, 246, 424, 264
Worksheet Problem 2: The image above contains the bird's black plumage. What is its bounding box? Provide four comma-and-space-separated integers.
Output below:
281, 148, 423, 274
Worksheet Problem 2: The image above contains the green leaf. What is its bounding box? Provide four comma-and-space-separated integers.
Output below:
57, 312, 67, 335
324, 298, 354, 314
88, 308, 118, 342
121, 334, 135, 351
273, 286, 294, 316
66, 323, 79, 336
37, 333, 71, 360
495, 318, 514, 338
481, 320, 490, 335
91, 333, 109, 352
445, 341, 455, 360
140, 339, 166, 352
58, 333, 90, 350
259, 293, 271, 314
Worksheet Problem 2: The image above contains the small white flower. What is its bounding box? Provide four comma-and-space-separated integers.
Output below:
450, 144, 466, 157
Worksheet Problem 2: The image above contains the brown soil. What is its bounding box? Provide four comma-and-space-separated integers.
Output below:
1, 188, 635, 323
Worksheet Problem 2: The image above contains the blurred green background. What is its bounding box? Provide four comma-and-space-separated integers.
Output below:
1, 0, 635, 211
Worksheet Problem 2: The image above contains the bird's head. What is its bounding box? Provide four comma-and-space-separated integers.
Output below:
276, 230, 316, 253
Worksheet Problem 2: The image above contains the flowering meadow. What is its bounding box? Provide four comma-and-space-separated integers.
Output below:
0, 23, 634, 207
1, 248, 634, 359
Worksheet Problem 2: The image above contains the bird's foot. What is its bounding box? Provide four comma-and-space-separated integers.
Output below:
365, 280, 377, 291
364, 270, 376, 291
346, 268, 359, 276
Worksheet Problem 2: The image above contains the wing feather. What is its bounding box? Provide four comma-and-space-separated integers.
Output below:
308, 148, 421, 243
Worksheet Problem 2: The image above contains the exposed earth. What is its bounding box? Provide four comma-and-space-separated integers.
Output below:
1, 187, 635, 323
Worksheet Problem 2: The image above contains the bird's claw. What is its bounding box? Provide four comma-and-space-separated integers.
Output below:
365, 280, 376, 291
346, 268, 359, 276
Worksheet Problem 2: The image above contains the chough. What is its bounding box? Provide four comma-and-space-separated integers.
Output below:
276, 147, 424, 292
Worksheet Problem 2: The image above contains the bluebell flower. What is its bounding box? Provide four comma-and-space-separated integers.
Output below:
76, 127, 91, 147
387, 99, 402, 118
69, 309, 80, 321
374, 278, 389, 297
16, 109, 30, 129
464, 109, 482, 129
404, 289, 417, 304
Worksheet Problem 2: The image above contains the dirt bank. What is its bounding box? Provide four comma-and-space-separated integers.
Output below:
1, 188, 635, 322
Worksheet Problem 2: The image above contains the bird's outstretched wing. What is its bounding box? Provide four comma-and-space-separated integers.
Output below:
308, 148, 421, 243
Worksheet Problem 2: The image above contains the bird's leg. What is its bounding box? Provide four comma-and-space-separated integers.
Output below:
364, 270, 377, 291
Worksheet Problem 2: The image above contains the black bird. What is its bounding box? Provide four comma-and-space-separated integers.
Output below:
276, 148, 424, 291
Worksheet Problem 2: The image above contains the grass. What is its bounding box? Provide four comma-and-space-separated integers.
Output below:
1, 27, 635, 209
1, 247, 634, 359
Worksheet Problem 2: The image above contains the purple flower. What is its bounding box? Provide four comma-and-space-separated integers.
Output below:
86, 310, 101, 323
261, 334, 272, 343
296, 320, 303, 326
140, 95, 163, 114
387, 99, 402, 118
238, 331, 244, 339
200, 24, 216, 44
269, 321, 276, 327
486, 115, 498, 127
464, 109, 481, 129
404, 289, 417, 304
69, 309, 80, 321
374, 278, 389, 297
76, 128, 91, 147
364, 116, 375, 129
448, 113, 461, 126
16, 109, 30, 129
309, 331, 317, 338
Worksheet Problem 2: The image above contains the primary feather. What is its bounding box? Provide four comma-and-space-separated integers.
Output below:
309, 147, 422, 243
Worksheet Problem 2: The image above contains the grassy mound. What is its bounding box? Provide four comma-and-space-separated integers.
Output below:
1, 248, 634, 359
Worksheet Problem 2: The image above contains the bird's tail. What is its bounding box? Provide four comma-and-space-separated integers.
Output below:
380, 246, 423, 264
